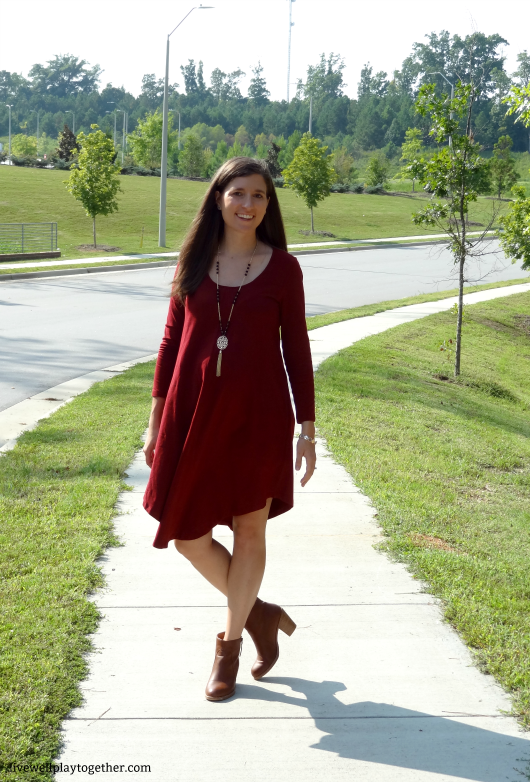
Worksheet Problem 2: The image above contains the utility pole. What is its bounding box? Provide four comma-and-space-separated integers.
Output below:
107, 102, 116, 145
309, 95, 312, 133
159, 4, 214, 247
117, 109, 125, 163
6, 105, 12, 162
178, 112, 181, 149
286, 0, 295, 103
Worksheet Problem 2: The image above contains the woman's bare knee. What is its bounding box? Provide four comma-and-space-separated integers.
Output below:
174, 532, 211, 560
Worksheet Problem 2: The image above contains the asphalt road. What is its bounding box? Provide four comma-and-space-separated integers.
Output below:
1, 242, 527, 412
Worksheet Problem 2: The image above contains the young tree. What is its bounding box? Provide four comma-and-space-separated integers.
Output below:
178, 134, 205, 177
365, 153, 389, 188
410, 82, 494, 377
489, 135, 518, 198
265, 142, 281, 177
65, 125, 122, 248
331, 147, 356, 184
56, 124, 78, 161
11, 134, 38, 157
128, 109, 176, 169
400, 128, 425, 191
282, 133, 335, 232
498, 84, 530, 270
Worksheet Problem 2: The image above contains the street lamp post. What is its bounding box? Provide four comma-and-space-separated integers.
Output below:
6, 105, 12, 162
65, 110, 75, 134
309, 95, 313, 133
430, 71, 454, 147
159, 4, 213, 247
178, 112, 181, 150
31, 109, 41, 155
286, 0, 296, 103
107, 102, 116, 145
117, 109, 126, 163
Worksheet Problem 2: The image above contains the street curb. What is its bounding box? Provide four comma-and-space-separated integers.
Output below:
0, 240, 450, 282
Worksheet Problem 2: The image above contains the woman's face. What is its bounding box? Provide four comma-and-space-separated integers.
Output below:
215, 174, 270, 235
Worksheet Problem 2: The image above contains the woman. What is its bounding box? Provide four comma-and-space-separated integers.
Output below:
143, 157, 316, 701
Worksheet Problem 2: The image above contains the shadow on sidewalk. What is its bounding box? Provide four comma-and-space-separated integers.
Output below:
234, 677, 529, 782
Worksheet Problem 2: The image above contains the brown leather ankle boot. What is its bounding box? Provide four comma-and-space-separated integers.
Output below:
244, 598, 296, 680
205, 632, 242, 701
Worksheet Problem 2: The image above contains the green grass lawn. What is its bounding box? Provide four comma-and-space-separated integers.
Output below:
0, 166, 506, 261
2, 286, 529, 777
306, 276, 530, 331
315, 291, 530, 726
0, 364, 155, 779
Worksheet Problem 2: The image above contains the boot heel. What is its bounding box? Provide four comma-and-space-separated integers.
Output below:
278, 609, 296, 636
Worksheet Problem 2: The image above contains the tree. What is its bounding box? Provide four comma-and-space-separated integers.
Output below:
29, 54, 102, 97
331, 147, 356, 183
498, 81, 530, 269
498, 186, 530, 270
65, 125, 122, 248
265, 142, 281, 177
282, 133, 335, 232
365, 153, 389, 188
489, 135, 518, 198
399, 128, 424, 191
178, 134, 205, 177
297, 53, 346, 103
128, 109, 176, 169
56, 124, 78, 161
504, 53, 530, 153
248, 62, 270, 105
11, 134, 38, 157
209, 68, 245, 102
180, 60, 208, 96
410, 82, 495, 377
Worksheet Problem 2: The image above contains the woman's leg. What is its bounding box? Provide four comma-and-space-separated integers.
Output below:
174, 532, 231, 596
225, 499, 272, 641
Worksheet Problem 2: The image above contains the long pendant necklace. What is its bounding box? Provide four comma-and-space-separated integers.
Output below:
215, 242, 258, 377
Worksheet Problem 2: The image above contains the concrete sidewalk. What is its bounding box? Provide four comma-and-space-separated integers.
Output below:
47, 281, 530, 781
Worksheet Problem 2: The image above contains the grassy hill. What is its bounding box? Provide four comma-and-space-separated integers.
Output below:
0, 166, 507, 261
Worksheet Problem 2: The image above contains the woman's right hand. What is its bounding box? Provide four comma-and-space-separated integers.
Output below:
143, 427, 159, 468
144, 397, 166, 468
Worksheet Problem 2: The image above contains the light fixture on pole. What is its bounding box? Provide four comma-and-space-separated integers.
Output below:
286, 0, 296, 103
429, 71, 455, 147
31, 109, 41, 155
6, 105, 13, 163
65, 110, 75, 134
159, 4, 214, 247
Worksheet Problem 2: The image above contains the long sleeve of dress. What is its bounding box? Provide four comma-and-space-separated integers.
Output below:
280, 260, 315, 423
152, 295, 185, 398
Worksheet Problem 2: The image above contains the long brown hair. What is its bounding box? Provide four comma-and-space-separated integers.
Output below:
171, 157, 287, 301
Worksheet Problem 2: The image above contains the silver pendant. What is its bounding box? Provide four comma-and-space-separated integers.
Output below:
217, 335, 228, 350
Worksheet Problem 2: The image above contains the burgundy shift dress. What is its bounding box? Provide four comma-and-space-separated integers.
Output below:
143, 247, 315, 548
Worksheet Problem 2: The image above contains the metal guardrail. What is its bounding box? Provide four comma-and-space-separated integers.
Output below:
0, 222, 58, 254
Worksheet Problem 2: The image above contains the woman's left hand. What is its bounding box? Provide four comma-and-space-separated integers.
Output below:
295, 435, 316, 487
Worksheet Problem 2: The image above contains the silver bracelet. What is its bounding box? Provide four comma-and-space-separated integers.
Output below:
298, 434, 317, 445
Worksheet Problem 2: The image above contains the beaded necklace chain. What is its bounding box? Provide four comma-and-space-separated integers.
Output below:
215, 242, 258, 377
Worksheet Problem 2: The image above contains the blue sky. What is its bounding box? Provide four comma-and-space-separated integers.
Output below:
2, 0, 528, 100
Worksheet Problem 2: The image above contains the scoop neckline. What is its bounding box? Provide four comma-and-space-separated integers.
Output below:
207, 246, 276, 289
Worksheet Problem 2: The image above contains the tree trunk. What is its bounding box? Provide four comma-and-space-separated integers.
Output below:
412, 179, 415, 193
311, 206, 314, 233
93, 217, 96, 249
454, 252, 465, 377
